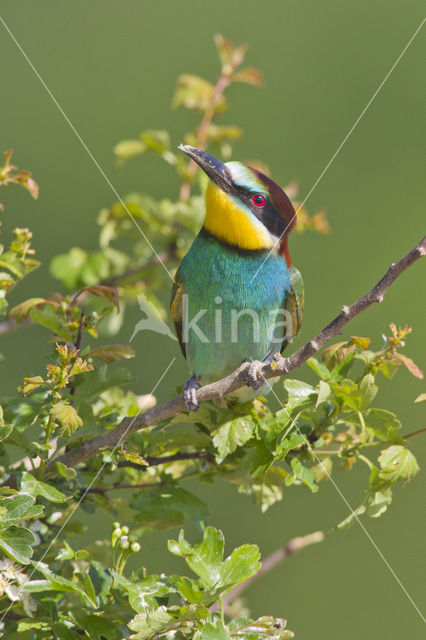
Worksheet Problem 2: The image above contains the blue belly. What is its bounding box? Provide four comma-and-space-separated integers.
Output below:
178, 232, 290, 383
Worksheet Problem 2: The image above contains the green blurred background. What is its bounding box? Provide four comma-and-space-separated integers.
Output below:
1, 1, 425, 637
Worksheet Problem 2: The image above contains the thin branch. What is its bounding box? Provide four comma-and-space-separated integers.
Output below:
117, 451, 214, 471
179, 73, 231, 202
52, 236, 425, 470
405, 427, 426, 439
210, 531, 324, 613
85, 481, 162, 494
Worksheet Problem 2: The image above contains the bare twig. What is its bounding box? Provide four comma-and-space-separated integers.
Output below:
51, 236, 425, 470
85, 481, 162, 494
117, 450, 213, 470
179, 74, 231, 202
210, 531, 324, 613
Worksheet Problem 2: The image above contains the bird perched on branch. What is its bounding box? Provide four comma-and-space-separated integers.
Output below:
171, 145, 303, 410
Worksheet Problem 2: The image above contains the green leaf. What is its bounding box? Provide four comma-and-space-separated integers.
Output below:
316, 380, 331, 406
131, 486, 208, 530
336, 489, 392, 530
114, 138, 146, 160
19, 375, 45, 396
128, 607, 174, 639
378, 445, 419, 483
29, 305, 72, 341
89, 344, 135, 363
0, 526, 36, 563
78, 285, 120, 311
0, 493, 41, 524
307, 357, 331, 380
202, 620, 231, 640
212, 416, 255, 461
220, 544, 260, 591
288, 459, 319, 493
361, 408, 402, 441
168, 527, 224, 588
31, 561, 93, 604
21, 471, 67, 503
177, 576, 205, 604
284, 379, 316, 410
51, 401, 83, 435
230, 615, 294, 638
0, 423, 13, 441
9, 297, 46, 323
55, 461, 77, 479
50, 248, 110, 290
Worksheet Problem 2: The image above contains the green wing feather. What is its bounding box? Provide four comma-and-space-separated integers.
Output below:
170, 274, 186, 358
281, 265, 304, 353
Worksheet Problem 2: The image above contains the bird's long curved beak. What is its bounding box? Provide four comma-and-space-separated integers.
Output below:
178, 145, 232, 192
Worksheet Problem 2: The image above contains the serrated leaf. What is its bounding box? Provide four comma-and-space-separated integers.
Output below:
89, 344, 135, 363
378, 445, 419, 483
202, 620, 231, 640
0, 494, 36, 523
0, 526, 36, 563
168, 527, 224, 588
9, 297, 46, 323
51, 402, 83, 435
21, 471, 67, 503
336, 489, 392, 530
128, 607, 174, 638
219, 544, 260, 591
19, 375, 45, 396
79, 285, 119, 311
212, 416, 255, 461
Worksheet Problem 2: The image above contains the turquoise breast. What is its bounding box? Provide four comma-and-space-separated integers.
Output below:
178, 230, 291, 383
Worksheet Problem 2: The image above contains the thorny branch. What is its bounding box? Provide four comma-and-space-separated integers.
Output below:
52, 236, 426, 470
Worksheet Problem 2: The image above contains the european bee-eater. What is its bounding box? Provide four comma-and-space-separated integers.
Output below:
171, 145, 303, 410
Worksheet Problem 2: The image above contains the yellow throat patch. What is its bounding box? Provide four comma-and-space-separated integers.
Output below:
204, 183, 275, 250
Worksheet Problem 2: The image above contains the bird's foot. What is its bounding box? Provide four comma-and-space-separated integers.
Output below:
183, 374, 200, 411
243, 360, 264, 391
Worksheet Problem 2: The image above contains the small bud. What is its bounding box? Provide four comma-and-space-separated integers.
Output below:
131, 542, 141, 553
121, 525, 129, 534
119, 536, 129, 550
112, 522, 120, 529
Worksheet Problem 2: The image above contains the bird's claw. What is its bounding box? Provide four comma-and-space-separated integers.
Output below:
183, 374, 199, 411
244, 360, 264, 391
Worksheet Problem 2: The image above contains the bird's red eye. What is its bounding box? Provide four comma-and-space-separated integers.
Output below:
252, 194, 266, 208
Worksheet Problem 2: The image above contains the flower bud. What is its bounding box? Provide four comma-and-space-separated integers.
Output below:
119, 536, 129, 550
131, 542, 141, 553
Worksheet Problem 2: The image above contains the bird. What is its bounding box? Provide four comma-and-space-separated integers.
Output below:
170, 145, 304, 411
